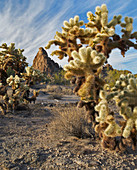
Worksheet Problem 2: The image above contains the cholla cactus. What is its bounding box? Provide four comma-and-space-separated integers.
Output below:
1, 72, 41, 113
45, 4, 137, 152
112, 74, 137, 109
46, 15, 87, 61
112, 74, 137, 139
94, 73, 137, 151
0, 42, 28, 89
86, 4, 137, 58
0, 68, 43, 114
94, 88, 121, 137
64, 47, 106, 102
22, 66, 44, 86
0, 43, 28, 75
46, 4, 137, 60
122, 107, 137, 138
24, 90, 39, 104
86, 4, 116, 45
6, 75, 24, 90
104, 115, 122, 137
0, 43, 44, 115
95, 90, 109, 123
121, 17, 133, 38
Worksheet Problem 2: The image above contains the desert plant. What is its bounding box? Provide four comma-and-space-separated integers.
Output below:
46, 4, 137, 151
48, 107, 93, 140
53, 70, 70, 85
24, 90, 39, 104
1, 72, 41, 113
0, 43, 28, 75
21, 66, 44, 86
0, 43, 44, 114
45, 70, 70, 85
47, 93, 63, 100
95, 73, 137, 151
100, 67, 131, 87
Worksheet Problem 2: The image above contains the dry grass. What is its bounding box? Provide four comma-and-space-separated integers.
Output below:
48, 107, 93, 140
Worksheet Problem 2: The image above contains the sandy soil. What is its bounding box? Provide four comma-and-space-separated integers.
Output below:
0, 87, 137, 169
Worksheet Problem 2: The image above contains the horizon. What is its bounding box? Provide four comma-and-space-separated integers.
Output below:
0, 0, 137, 73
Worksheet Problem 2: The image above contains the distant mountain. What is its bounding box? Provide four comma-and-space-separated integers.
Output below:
101, 64, 132, 77
32, 47, 62, 75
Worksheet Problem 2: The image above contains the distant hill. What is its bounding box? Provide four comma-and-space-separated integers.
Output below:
100, 64, 132, 87
101, 64, 132, 77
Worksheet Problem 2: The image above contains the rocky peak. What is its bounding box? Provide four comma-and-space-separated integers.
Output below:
38, 47, 48, 56
32, 47, 62, 75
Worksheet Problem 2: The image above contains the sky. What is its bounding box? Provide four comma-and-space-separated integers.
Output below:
0, 0, 137, 73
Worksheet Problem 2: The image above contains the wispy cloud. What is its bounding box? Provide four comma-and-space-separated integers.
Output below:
108, 0, 132, 17
108, 49, 137, 73
0, 0, 137, 73
0, 0, 99, 64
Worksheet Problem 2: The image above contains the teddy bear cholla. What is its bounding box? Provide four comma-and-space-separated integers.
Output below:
95, 74, 137, 151
95, 90, 122, 138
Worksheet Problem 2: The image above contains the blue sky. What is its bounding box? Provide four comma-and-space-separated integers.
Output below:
0, 0, 137, 73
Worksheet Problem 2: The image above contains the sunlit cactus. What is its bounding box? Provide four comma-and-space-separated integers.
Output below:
6, 75, 24, 90
0, 43, 45, 114
64, 47, 106, 102
85, 4, 137, 58
104, 115, 122, 137
95, 90, 109, 123
112, 74, 137, 109
0, 43, 28, 75
121, 17, 133, 38
46, 4, 137, 60
21, 66, 44, 86
45, 15, 98, 61
0, 72, 42, 113
112, 74, 137, 140
45, 3, 137, 152
86, 4, 116, 45
94, 73, 137, 151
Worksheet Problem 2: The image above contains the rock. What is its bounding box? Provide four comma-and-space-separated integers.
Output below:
48, 103, 54, 107
32, 47, 62, 75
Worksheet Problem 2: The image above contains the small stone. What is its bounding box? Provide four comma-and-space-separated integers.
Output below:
48, 104, 54, 107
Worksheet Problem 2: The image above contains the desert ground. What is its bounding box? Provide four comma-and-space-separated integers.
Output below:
0, 84, 137, 169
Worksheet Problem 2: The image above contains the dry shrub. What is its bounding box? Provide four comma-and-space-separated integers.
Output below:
46, 85, 62, 93
48, 107, 93, 140
61, 86, 73, 95
47, 93, 63, 100
45, 85, 73, 95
